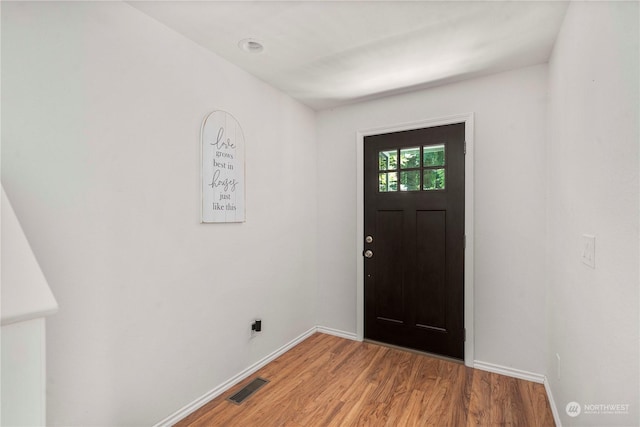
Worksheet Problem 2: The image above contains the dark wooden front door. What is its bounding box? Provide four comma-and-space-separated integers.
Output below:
364, 123, 465, 360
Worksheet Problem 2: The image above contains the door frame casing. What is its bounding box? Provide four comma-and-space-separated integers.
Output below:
356, 113, 475, 367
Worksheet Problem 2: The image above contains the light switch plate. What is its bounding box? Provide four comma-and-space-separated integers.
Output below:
581, 234, 595, 268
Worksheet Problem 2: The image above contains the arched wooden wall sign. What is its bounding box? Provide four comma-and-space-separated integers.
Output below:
201, 110, 245, 223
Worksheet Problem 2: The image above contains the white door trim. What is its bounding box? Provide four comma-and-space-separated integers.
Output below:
355, 113, 475, 367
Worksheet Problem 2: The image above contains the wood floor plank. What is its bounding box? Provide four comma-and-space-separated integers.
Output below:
440, 363, 471, 427
467, 369, 492, 426
490, 373, 529, 426
175, 333, 555, 427
396, 389, 426, 427
366, 348, 410, 403
519, 380, 555, 427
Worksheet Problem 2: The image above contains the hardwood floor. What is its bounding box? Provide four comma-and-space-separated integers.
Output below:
175, 333, 555, 426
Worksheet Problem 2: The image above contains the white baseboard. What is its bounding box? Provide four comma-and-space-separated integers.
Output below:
544, 377, 563, 427
152, 326, 317, 427
316, 326, 359, 341
473, 360, 545, 384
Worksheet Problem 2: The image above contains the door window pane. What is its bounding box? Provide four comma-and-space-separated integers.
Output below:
400, 147, 420, 169
379, 150, 397, 171
379, 172, 398, 192
423, 169, 445, 190
400, 171, 420, 191
378, 144, 447, 192
423, 144, 445, 167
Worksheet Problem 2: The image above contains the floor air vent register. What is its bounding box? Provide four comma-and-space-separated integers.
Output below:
227, 378, 270, 405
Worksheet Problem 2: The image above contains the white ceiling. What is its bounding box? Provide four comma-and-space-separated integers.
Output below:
128, 1, 569, 110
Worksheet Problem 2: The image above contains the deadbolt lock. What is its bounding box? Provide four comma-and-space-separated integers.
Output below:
365, 235, 374, 243
363, 250, 374, 258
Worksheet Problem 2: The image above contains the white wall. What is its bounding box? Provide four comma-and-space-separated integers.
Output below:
1, 2, 317, 426
1, 319, 47, 427
1, 187, 58, 426
317, 65, 548, 374
547, 2, 639, 426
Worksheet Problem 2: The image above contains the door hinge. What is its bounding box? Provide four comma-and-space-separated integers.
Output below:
464, 235, 466, 249
464, 328, 466, 341
464, 141, 467, 154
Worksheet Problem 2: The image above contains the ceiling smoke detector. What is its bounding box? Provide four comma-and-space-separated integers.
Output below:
238, 39, 264, 54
